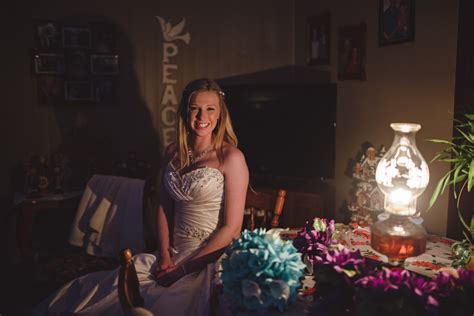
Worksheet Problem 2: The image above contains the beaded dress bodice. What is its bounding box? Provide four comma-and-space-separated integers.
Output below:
164, 163, 225, 254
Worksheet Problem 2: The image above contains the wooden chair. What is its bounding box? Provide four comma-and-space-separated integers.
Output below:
118, 248, 145, 314
244, 188, 287, 230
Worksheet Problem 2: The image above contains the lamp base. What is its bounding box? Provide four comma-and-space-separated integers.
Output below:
371, 214, 427, 266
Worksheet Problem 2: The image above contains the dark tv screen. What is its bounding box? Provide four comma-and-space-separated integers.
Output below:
222, 84, 337, 180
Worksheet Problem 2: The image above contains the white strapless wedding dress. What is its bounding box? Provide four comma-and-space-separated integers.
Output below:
33, 164, 225, 316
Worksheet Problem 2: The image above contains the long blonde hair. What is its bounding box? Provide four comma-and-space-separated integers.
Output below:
175, 78, 238, 170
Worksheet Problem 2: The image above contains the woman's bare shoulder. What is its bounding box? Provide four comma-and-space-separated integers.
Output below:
222, 144, 246, 170
222, 144, 244, 158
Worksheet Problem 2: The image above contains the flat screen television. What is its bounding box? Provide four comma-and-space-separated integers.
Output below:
221, 83, 337, 182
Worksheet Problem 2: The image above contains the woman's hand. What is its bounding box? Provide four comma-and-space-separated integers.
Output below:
155, 265, 186, 287
154, 255, 175, 278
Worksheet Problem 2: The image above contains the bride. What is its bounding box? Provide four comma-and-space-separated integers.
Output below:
33, 78, 249, 315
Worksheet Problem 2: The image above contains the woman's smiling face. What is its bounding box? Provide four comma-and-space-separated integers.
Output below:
188, 90, 221, 139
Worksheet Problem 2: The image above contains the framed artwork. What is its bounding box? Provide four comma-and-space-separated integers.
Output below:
66, 51, 89, 78
65, 81, 93, 101
379, 0, 415, 46
36, 21, 61, 49
33, 21, 118, 105
34, 53, 65, 74
92, 23, 116, 53
306, 12, 331, 65
91, 54, 119, 75
62, 26, 91, 49
338, 23, 366, 81
94, 78, 116, 104
37, 76, 64, 105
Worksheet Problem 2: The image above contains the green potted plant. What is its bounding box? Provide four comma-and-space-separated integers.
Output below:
428, 114, 474, 269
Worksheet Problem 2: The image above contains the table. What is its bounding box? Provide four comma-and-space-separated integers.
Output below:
14, 190, 83, 259
348, 226, 456, 278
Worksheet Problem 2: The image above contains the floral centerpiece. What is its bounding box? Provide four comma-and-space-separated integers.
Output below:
292, 216, 474, 315
292, 217, 336, 268
221, 228, 305, 312
353, 267, 474, 316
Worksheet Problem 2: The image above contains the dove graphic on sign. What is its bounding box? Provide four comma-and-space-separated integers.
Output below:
156, 16, 191, 44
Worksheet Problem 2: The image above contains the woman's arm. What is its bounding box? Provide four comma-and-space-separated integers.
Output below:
155, 145, 177, 274
156, 146, 249, 286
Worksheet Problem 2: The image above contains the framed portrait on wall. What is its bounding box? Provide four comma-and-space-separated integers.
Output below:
37, 76, 64, 106
338, 23, 366, 80
65, 81, 93, 101
306, 12, 331, 65
94, 78, 116, 104
62, 26, 91, 49
66, 51, 89, 78
34, 53, 65, 75
36, 21, 61, 49
92, 23, 116, 53
33, 20, 118, 106
379, 0, 415, 46
91, 54, 119, 75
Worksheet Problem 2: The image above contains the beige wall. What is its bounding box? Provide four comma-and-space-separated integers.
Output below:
295, 0, 459, 235
2, 0, 294, 215
2, 1, 461, 237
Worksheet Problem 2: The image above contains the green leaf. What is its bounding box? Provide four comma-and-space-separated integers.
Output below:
464, 113, 474, 121
469, 160, 474, 192
452, 164, 464, 198
463, 230, 471, 243
456, 181, 471, 232
456, 127, 474, 143
470, 215, 474, 242
429, 172, 452, 209
437, 158, 458, 163
341, 268, 357, 278
430, 152, 445, 163
426, 139, 455, 145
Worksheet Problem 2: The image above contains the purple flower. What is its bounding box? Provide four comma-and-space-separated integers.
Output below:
292, 217, 335, 264
313, 248, 366, 277
355, 267, 442, 311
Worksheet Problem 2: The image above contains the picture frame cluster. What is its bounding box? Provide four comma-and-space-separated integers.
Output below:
33, 21, 119, 106
306, 0, 416, 81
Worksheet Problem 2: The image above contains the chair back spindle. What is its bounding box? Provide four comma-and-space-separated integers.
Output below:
118, 248, 145, 313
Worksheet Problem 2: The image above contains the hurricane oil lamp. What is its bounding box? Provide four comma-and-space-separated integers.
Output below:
371, 123, 430, 266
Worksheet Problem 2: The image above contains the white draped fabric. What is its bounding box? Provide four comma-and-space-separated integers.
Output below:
69, 174, 146, 258
33, 164, 225, 316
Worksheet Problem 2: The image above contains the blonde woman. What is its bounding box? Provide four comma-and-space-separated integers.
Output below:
33, 78, 249, 316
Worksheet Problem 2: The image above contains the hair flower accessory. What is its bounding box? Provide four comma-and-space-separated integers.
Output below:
221, 228, 305, 312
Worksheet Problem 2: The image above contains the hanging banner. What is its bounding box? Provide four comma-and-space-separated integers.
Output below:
156, 16, 191, 147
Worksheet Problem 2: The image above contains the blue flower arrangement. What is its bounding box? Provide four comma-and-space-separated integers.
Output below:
221, 228, 306, 312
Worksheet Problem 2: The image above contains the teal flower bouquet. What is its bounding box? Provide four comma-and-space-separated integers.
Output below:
221, 228, 306, 312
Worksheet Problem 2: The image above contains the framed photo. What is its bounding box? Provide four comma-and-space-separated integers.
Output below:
62, 26, 91, 49
66, 51, 89, 78
65, 81, 93, 101
36, 21, 61, 49
91, 54, 119, 75
379, 0, 415, 46
37, 76, 64, 105
94, 78, 116, 104
306, 12, 331, 65
34, 53, 65, 74
338, 23, 366, 81
92, 23, 116, 53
